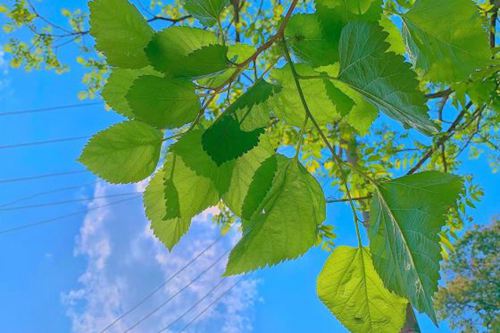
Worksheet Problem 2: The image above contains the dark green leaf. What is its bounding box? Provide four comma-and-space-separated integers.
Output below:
369, 171, 463, 321
338, 22, 437, 135
202, 115, 265, 166
285, 14, 338, 67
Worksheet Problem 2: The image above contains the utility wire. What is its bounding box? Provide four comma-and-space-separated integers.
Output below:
0, 181, 99, 208
123, 248, 231, 333
0, 102, 103, 117
0, 135, 91, 150
0, 196, 140, 235
0, 170, 88, 185
0, 191, 141, 212
99, 236, 224, 333
157, 279, 228, 333
178, 278, 244, 333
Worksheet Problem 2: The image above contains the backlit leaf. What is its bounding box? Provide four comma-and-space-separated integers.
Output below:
144, 156, 219, 250
369, 171, 463, 321
402, 0, 491, 82
317, 246, 408, 333
89, 0, 153, 68
79, 120, 162, 183
338, 22, 437, 135
102, 66, 161, 118
225, 155, 325, 275
145, 27, 218, 76
183, 0, 230, 26
126, 75, 199, 129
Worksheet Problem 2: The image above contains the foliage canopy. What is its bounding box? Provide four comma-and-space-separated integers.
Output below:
1, 0, 498, 331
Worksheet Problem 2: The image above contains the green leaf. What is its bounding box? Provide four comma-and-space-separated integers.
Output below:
317, 246, 408, 333
89, 0, 153, 68
144, 156, 219, 250
285, 14, 338, 67
224, 155, 325, 275
198, 43, 255, 88
314, 0, 382, 59
102, 66, 161, 118
402, 0, 491, 83
380, 15, 406, 55
323, 79, 355, 116
316, 64, 378, 134
145, 27, 218, 76
223, 137, 275, 217
183, 0, 229, 26
315, 0, 383, 23
171, 129, 234, 194
79, 120, 162, 183
338, 22, 437, 135
202, 115, 265, 166
369, 171, 463, 321
126, 75, 199, 129
270, 64, 339, 127
202, 79, 279, 165
181, 44, 230, 79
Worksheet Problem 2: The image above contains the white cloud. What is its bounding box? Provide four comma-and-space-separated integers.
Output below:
62, 182, 259, 333
0, 50, 10, 94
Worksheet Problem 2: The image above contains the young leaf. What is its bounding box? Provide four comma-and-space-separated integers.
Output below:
79, 120, 162, 183
317, 246, 408, 333
144, 158, 219, 250
202, 115, 265, 166
338, 22, 438, 135
126, 75, 199, 129
102, 66, 161, 119
369, 171, 463, 321
89, 0, 153, 68
145, 27, 218, 76
285, 14, 338, 67
224, 155, 325, 275
183, 0, 229, 27
402, 0, 491, 83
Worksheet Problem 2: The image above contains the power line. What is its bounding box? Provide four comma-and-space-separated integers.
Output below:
0, 191, 141, 212
99, 236, 224, 333
123, 248, 231, 333
178, 278, 243, 333
0, 181, 99, 208
0, 170, 88, 185
157, 279, 228, 333
0, 135, 91, 150
0, 102, 103, 117
0, 196, 140, 235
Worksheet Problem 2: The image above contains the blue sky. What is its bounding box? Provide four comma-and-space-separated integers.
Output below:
0, 1, 498, 332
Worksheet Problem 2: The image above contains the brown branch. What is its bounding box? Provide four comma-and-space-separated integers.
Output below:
490, 0, 498, 49
425, 88, 453, 99
326, 195, 371, 203
407, 102, 475, 175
